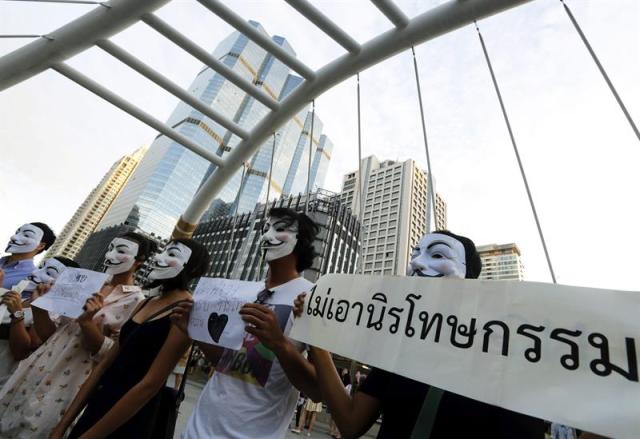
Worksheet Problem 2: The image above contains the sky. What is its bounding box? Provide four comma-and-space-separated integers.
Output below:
0, 0, 639, 291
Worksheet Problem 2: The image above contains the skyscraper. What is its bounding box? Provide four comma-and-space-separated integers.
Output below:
89, 21, 332, 243
45, 146, 147, 260
340, 155, 446, 276
477, 243, 526, 280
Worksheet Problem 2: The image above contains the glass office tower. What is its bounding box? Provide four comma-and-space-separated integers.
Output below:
95, 21, 333, 239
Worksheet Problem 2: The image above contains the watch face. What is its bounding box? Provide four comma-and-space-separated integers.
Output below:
12, 310, 25, 319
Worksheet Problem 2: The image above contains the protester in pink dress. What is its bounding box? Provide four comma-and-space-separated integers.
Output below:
0, 232, 155, 439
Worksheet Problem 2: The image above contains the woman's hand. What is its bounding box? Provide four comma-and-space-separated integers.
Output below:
31, 283, 52, 301
293, 292, 307, 318
170, 299, 193, 334
1, 291, 23, 314
77, 293, 104, 324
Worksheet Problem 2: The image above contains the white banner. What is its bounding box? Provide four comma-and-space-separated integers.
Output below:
289, 274, 640, 438
188, 278, 263, 350
31, 268, 108, 318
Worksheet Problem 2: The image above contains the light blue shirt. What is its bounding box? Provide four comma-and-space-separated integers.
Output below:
0, 256, 35, 290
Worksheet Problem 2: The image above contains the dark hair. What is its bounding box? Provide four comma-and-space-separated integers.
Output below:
118, 232, 157, 264
52, 256, 80, 269
29, 222, 56, 253
147, 238, 211, 292
268, 207, 319, 272
432, 230, 482, 279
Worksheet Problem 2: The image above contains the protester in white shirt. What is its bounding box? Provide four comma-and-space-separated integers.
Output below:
172, 207, 322, 439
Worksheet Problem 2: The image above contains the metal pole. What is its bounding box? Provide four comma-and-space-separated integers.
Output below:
356, 73, 367, 275
305, 100, 316, 213
475, 21, 557, 283
559, 0, 640, 144
411, 46, 438, 233
223, 162, 247, 277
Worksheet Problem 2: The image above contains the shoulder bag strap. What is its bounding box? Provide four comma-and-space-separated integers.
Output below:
175, 344, 196, 406
142, 299, 191, 323
409, 386, 445, 439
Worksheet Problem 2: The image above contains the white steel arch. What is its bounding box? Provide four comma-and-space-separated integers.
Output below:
0, 0, 533, 237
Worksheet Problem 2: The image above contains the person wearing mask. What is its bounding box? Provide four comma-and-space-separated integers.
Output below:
0, 232, 154, 438
172, 208, 322, 439
0, 222, 56, 291
0, 256, 79, 385
52, 239, 210, 439
295, 231, 546, 439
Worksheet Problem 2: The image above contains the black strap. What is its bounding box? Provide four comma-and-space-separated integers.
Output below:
137, 298, 191, 324
409, 387, 445, 439
175, 344, 196, 406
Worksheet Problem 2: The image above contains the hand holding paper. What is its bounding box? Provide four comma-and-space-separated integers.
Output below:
31, 268, 108, 318
188, 278, 264, 350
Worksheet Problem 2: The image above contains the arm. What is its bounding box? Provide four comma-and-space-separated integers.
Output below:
196, 342, 224, 365
240, 303, 321, 401
3, 292, 32, 360
77, 294, 107, 355
309, 347, 381, 439
52, 342, 121, 438
78, 325, 191, 439
31, 284, 57, 341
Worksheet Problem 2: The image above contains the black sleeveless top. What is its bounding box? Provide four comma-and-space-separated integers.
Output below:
69, 298, 179, 439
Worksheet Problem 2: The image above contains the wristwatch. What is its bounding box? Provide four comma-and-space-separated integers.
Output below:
10, 310, 25, 321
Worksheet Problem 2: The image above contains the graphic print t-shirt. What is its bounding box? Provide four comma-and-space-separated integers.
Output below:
183, 276, 313, 439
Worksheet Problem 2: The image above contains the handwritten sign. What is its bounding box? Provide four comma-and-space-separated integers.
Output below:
31, 268, 108, 318
188, 278, 263, 350
289, 274, 640, 439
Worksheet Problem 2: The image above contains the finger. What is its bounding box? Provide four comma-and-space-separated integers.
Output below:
241, 303, 271, 313
239, 307, 270, 320
241, 315, 264, 328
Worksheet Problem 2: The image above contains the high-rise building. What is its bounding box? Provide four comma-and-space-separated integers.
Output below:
339, 155, 446, 276
193, 189, 361, 282
93, 22, 333, 240
477, 243, 525, 280
45, 146, 147, 260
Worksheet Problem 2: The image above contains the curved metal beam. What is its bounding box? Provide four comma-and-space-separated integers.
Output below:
0, 0, 170, 91
178, 0, 533, 233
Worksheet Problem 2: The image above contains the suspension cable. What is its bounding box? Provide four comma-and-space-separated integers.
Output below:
223, 161, 247, 277
356, 73, 366, 275
411, 46, 438, 233
475, 21, 557, 284
257, 133, 277, 280
305, 100, 316, 213
559, 0, 640, 144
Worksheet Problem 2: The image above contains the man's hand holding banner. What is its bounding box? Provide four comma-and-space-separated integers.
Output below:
289, 274, 640, 439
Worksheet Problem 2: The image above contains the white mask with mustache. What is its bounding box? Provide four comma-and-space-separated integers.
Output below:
25, 258, 69, 291
104, 238, 139, 275
5, 224, 44, 254
260, 216, 298, 262
148, 242, 192, 280
406, 233, 466, 279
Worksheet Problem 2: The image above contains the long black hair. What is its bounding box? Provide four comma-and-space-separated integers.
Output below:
432, 230, 482, 279
268, 207, 319, 272
147, 238, 210, 292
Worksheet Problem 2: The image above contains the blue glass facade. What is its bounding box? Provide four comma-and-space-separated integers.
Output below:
96, 22, 334, 239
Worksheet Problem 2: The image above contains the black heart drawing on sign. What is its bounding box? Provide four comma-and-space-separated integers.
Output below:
207, 312, 229, 343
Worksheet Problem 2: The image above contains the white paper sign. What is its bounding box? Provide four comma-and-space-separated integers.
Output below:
31, 268, 108, 318
289, 274, 640, 439
188, 277, 264, 350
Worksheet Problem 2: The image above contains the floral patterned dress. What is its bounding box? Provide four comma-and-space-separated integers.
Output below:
0, 284, 144, 439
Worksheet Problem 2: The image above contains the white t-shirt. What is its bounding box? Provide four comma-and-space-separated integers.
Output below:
183, 276, 313, 439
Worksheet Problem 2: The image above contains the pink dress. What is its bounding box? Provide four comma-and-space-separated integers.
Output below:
0, 284, 144, 438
